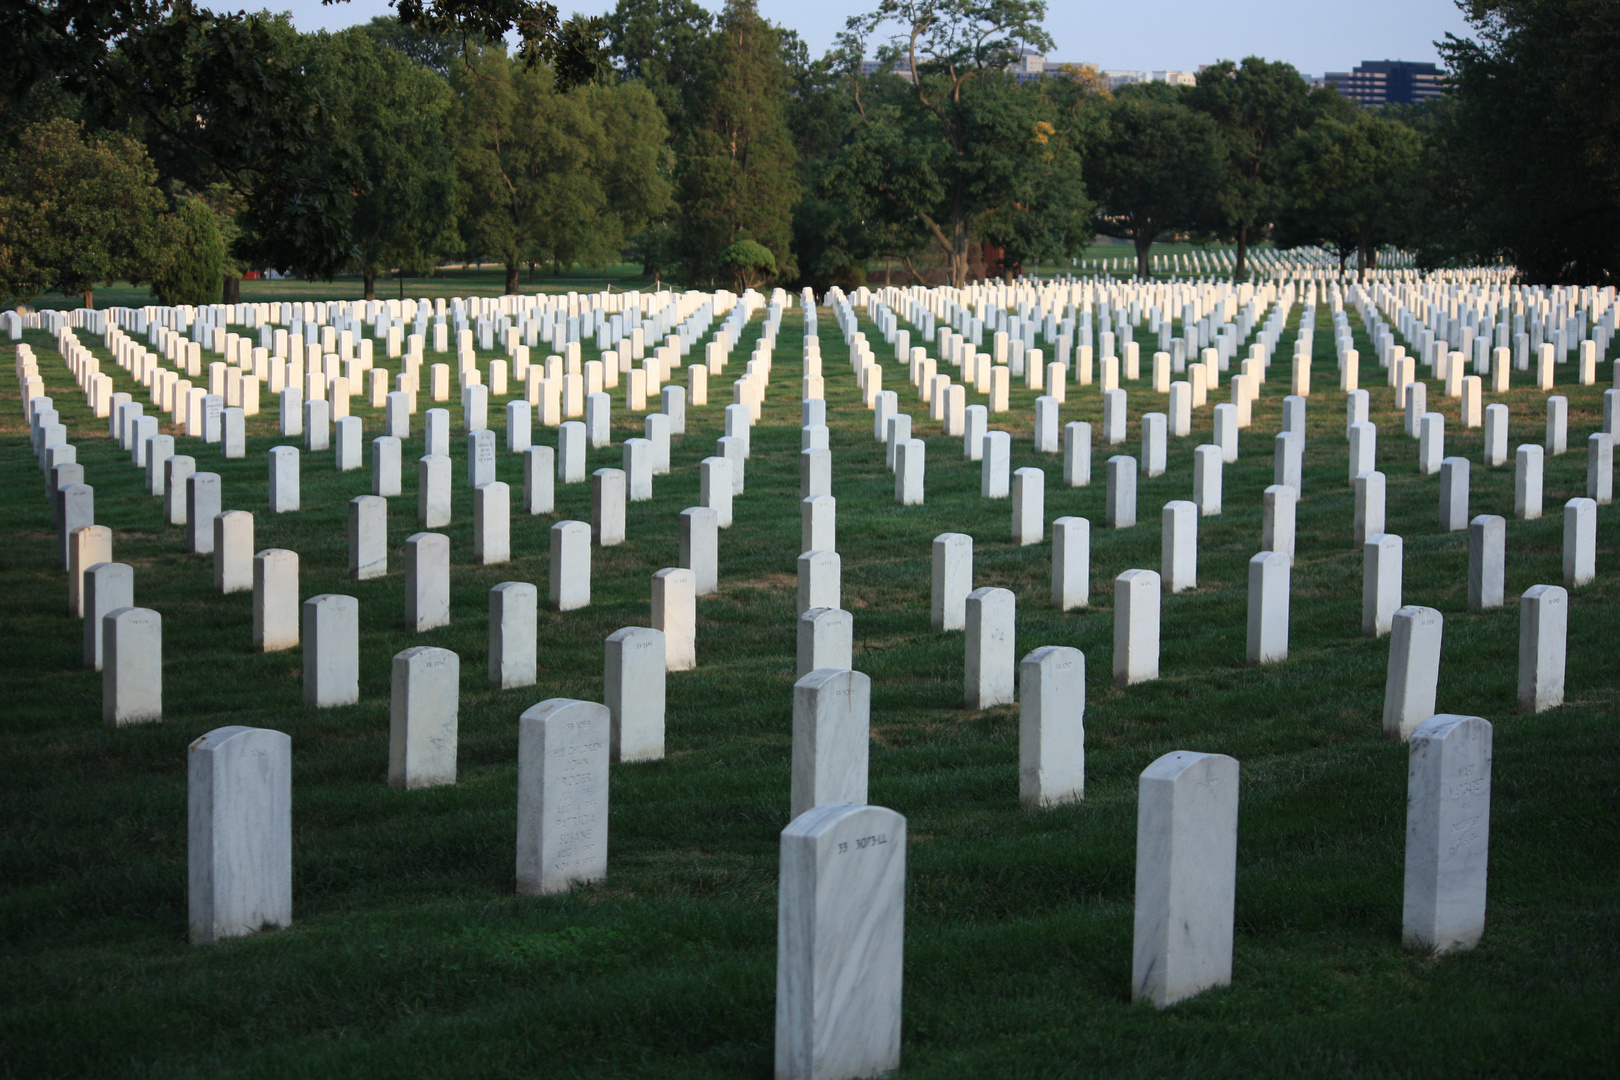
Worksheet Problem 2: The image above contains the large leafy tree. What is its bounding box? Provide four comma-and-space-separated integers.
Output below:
452, 47, 670, 293
607, 0, 715, 139
0, 118, 171, 308
675, 0, 801, 286
603, 0, 714, 280
1084, 84, 1222, 279
553, 79, 673, 270
1439, 0, 1620, 282
1185, 57, 1321, 281
1275, 111, 1423, 279
302, 27, 458, 300
149, 193, 226, 305
834, 0, 1087, 287
1, 0, 604, 293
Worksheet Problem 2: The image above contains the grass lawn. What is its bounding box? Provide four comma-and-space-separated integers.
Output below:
1, 287, 1615, 1078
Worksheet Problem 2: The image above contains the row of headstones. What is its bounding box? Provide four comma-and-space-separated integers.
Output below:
181, 691, 1493, 1080
70, 491, 730, 716
57, 339, 760, 594
800, 326, 1592, 698
929, 487, 1574, 718
34, 321, 1597, 703
55, 412, 1580, 736
38, 337, 748, 594
164, 650, 1490, 1075
875, 380, 1611, 587
32, 342, 757, 722
28, 325, 1490, 1075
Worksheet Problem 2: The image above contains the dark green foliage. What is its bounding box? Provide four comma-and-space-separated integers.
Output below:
149, 196, 225, 306
606, 0, 715, 138
1084, 88, 1222, 278
1186, 57, 1330, 279
362, 15, 475, 80
832, 0, 1088, 287
301, 28, 458, 300
1437, 0, 1620, 281
1274, 111, 1423, 278
717, 238, 776, 289
0, 117, 170, 307
451, 46, 671, 294
674, 0, 801, 286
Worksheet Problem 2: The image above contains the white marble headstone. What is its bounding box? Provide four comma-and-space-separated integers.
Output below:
775, 802, 906, 1080
790, 668, 871, 818
1019, 645, 1085, 808
187, 725, 292, 944
1384, 606, 1442, 740
302, 594, 359, 707
1403, 714, 1492, 953
389, 646, 459, 789
489, 581, 537, 689
516, 698, 610, 895
1132, 750, 1240, 1008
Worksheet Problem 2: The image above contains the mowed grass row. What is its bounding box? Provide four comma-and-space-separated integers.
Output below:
1, 292, 1615, 1079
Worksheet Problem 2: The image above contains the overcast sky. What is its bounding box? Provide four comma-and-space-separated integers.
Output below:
266, 0, 1474, 76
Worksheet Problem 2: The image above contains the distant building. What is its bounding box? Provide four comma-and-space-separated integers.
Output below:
1322, 60, 1445, 106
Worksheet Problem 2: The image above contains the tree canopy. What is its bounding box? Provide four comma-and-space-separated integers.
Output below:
674, 0, 801, 286
831, 0, 1090, 287
0, 118, 170, 307
1084, 87, 1221, 278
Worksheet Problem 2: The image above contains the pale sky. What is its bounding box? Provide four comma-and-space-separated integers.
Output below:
265, 0, 1474, 76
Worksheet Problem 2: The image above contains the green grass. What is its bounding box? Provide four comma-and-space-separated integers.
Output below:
1, 291, 1615, 1078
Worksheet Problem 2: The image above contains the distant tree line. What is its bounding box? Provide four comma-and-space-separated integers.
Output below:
1, 0, 1615, 307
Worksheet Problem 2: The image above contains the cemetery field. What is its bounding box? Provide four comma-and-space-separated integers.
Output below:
4, 299, 1619, 1078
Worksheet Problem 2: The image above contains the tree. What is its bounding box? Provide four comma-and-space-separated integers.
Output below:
302, 28, 458, 300
570, 81, 674, 267
1084, 87, 1221, 278
1186, 57, 1321, 280
362, 14, 474, 77
149, 195, 225, 305
675, 0, 801, 285
1438, 0, 1620, 282
607, 0, 715, 138
452, 47, 671, 293
0, 118, 170, 308
1275, 111, 1423, 279
834, 0, 1088, 287
719, 238, 777, 289
2, 1, 605, 287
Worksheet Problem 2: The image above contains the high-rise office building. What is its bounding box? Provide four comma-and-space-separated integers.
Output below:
1323, 60, 1445, 106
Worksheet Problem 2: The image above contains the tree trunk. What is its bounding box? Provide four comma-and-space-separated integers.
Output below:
1234, 227, 1249, 282
1134, 231, 1156, 280
221, 275, 240, 304
950, 183, 970, 289
82, 288, 93, 309
950, 221, 970, 289
505, 263, 520, 295
363, 272, 376, 301
1357, 224, 1374, 284
885, 256, 892, 287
